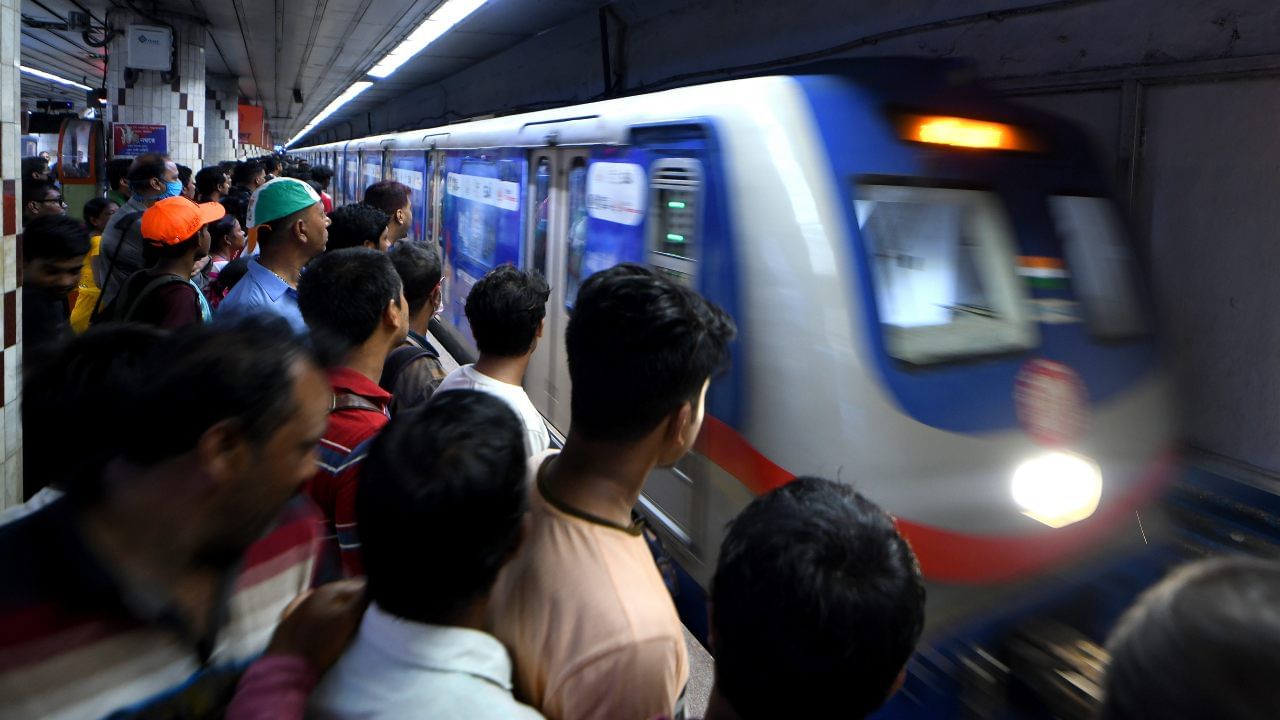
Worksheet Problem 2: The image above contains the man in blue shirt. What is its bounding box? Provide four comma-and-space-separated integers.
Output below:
218, 178, 330, 335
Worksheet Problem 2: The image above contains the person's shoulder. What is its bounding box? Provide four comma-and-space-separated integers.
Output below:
437, 365, 477, 392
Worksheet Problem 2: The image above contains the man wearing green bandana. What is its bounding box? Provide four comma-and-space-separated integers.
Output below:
217, 178, 330, 335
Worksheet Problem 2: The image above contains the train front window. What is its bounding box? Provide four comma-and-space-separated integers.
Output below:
856, 184, 1036, 365
1048, 195, 1146, 339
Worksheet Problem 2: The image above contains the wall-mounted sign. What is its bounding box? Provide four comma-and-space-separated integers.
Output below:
113, 123, 167, 157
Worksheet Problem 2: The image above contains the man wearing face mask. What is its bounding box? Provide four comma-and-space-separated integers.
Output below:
94, 153, 184, 315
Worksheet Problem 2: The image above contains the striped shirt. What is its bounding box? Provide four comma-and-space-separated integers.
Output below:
306, 367, 391, 578
0, 495, 323, 720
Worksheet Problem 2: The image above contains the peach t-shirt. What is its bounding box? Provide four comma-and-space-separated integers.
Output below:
488, 450, 688, 720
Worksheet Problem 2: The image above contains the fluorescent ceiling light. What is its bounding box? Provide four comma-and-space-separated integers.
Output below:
286, 81, 373, 147
20, 65, 92, 92
368, 0, 488, 79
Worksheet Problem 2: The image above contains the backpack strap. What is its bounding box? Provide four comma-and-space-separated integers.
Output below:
90, 211, 145, 324
116, 274, 189, 323
378, 344, 435, 394
329, 393, 387, 416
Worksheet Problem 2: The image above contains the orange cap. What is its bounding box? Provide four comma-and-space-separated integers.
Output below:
140, 196, 226, 245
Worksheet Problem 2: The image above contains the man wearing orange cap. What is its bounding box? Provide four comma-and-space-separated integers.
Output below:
106, 196, 224, 329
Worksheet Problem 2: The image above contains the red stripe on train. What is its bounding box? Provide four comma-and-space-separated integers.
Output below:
694, 415, 1175, 584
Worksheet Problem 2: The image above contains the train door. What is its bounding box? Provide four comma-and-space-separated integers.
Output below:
428, 149, 446, 244
523, 148, 588, 433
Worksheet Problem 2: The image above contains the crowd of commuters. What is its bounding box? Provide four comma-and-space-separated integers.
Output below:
4, 151, 1278, 720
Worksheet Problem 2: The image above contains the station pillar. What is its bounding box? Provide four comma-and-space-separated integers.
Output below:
204, 74, 239, 164
0, 0, 22, 507
105, 9, 206, 168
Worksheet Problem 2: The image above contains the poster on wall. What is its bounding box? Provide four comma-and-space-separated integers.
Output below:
113, 124, 168, 157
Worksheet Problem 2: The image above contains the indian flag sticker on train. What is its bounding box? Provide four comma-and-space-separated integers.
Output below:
1014, 359, 1089, 446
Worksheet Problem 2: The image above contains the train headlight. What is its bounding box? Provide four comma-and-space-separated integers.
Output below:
1011, 452, 1102, 528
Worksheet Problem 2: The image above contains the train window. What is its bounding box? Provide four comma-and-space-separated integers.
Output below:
1049, 195, 1146, 338
856, 184, 1036, 365
647, 159, 702, 287
563, 158, 589, 308
531, 157, 551, 274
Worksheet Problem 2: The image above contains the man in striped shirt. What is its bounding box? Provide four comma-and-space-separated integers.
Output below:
0, 318, 330, 719
298, 248, 409, 577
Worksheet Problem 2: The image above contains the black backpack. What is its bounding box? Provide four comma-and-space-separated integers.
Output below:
106, 273, 194, 324
89, 210, 144, 325
378, 343, 439, 394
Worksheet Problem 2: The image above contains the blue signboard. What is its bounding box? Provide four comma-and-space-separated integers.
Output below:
113, 123, 167, 157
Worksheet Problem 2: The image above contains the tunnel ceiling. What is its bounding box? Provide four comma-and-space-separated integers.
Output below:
20, 0, 605, 142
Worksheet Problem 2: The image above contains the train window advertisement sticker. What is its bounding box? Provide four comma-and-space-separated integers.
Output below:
440, 151, 526, 344
390, 152, 427, 243
343, 158, 360, 204
361, 160, 382, 195
564, 149, 651, 307
586, 162, 646, 226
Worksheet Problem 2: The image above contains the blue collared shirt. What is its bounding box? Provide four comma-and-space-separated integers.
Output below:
216, 258, 307, 335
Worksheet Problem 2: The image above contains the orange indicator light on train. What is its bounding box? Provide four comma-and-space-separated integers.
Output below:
902, 115, 1039, 151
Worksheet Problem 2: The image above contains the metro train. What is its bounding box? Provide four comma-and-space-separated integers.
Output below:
294, 58, 1174, 697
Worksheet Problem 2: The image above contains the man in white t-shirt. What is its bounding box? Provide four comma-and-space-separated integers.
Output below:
437, 264, 550, 455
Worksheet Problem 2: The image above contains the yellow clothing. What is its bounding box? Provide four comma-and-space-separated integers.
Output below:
487, 450, 689, 720
69, 234, 102, 333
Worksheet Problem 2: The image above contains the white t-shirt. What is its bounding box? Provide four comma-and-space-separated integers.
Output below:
436, 365, 550, 456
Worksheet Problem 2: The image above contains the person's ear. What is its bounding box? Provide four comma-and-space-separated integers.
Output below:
383, 296, 403, 329
536, 318, 545, 338
195, 419, 251, 491
663, 401, 693, 448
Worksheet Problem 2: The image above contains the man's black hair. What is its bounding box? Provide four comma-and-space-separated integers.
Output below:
118, 316, 316, 468
83, 196, 114, 225
298, 247, 403, 366
464, 264, 549, 358
261, 156, 281, 174
566, 264, 735, 441
107, 157, 133, 192
126, 153, 170, 190
359, 390, 527, 625
22, 324, 167, 502
195, 166, 227, 198
22, 156, 48, 179
1101, 557, 1280, 720
232, 160, 263, 187
310, 164, 334, 187
363, 180, 412, 217
712, 478, 926, 719
388, 241, 442, 316
177, 164, 193, 190
326, 203, 388, 252
22, 179, 59, 216
24, 214, 90, 261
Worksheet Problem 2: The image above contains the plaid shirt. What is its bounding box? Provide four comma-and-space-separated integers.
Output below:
307, 367, 391, 578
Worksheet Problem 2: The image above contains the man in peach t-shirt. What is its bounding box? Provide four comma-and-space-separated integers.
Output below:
487, 264, 737, 720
